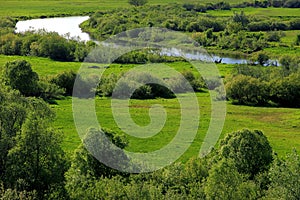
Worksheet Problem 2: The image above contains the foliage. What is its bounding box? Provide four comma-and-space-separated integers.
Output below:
0, 31, 91, 62
6, 111, 67, 198
3, 59, 65, 100
50, 70, 77, 96
4, 60, 39, 96
226, 74, 268, 105
0, 86, 68, 198
266, 150, 300, 199
81, 4, 225, 40
226, 56, 300, 107
204, 159, 255, 200
219, 129, 273, 178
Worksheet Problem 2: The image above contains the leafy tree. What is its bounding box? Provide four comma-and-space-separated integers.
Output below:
37, 79, 65, 100
0, 87, 27, 183
205, 159, 244, 200
6, 104, 67, 197
266, 150, 300, 199
218, 129, 273, 178
128, 0, 147, 6
51, 70, 77, 96
4, 60, 39, 96
225, 74, 268, 105
270, 72, 300, 107
65, 128, 132, 198
35, 33, 75, 61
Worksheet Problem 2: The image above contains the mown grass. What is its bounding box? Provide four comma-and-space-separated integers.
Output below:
1, 0, 241, 18
0, 55, 235, 78
207, 7, 300, 17
53, 94, 300, 160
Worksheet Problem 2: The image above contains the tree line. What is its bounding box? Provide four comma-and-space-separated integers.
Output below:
3, 58, 299, 108
81, 4, 300, 41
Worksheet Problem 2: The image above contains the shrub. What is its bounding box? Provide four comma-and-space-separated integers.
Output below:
51, 71, 77, 96
113, 72, 175, 99
219, 129, 273, 178
225, 74, 268, 105
4, 60, 39, 96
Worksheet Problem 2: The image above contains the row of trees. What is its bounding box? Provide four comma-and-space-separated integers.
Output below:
2, 59, 208, 100
4, 58, 300, 108
0, 30, 95, 62
82, 4, 300, 41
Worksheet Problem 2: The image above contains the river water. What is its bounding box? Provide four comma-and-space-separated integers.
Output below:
15, 16, 91, 42
15, 16, 278, 65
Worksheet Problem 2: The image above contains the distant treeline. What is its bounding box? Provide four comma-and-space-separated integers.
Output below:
81, 3, 300, 41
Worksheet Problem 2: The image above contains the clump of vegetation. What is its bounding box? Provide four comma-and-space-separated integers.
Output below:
3, 60, 64, 100
225, 55, 300, 107
128, 0, 147, 7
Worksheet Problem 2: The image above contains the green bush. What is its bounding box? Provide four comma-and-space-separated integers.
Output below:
51, 70, 77, 96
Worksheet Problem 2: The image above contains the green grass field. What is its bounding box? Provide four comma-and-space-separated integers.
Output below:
1, 0, 299, 161
0, 0, 239, 18
1, 55, 299, 158
207, 7, 300, 17
0, 55, 235, 78
53, 94, 300, 160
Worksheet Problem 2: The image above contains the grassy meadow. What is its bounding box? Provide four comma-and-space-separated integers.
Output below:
0, 0, 236, 18
0, 53, 299, 158
0, 0, 299, 160
53, 94, 300, 160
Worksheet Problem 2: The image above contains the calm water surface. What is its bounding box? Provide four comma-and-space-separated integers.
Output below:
15, 16, 91, 41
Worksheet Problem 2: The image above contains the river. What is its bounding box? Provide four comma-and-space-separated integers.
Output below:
15, 16, 278, 66
15, 16, 91, 42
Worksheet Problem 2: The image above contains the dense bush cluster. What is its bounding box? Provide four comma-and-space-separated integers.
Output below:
80, 4, 227, 40
82, 4, 300, 41
97, 70, 206, 99
0, 30, 95, 61
3, 60, 65, 100
0, 85, 67, 199
0, 17, 16, 35
193, 29, 269, 53
82, 5, 300, 54
226, 55, 300, 107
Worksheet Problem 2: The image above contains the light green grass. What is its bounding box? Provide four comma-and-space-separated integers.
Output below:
0, 55, 234, 78
0, 55, 80, 76
207, 7, 300, 17
52, 94, 300, 160
281, 30, 300, 44
0, 0, 241, 18
1, 56, 299, 159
